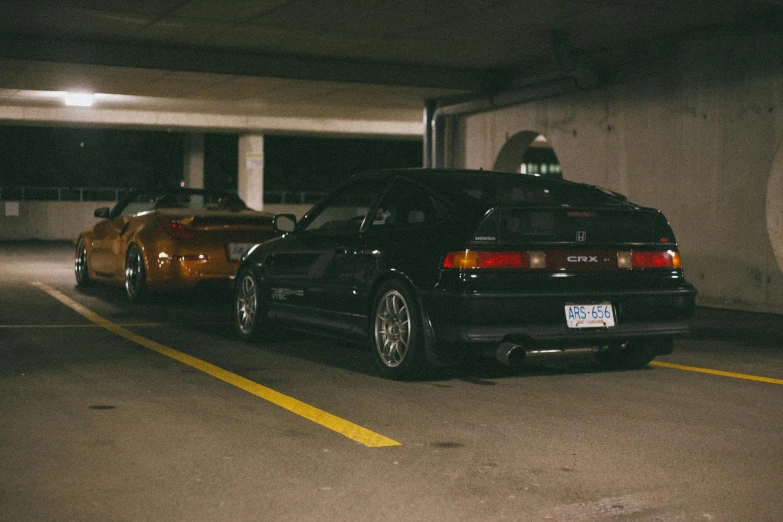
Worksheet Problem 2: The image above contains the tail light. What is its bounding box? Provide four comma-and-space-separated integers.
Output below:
444, 249, 682, 271
620, 250, 682, 269
162, 221, 195, 240
443, 250, 546, 269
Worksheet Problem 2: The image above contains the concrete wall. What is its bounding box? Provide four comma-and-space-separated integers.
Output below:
0, 201, 115, 241
457, 33, 783, 314
0, 201, 313, 242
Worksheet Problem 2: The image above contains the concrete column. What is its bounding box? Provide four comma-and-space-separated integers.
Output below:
768, 140, 783, 274
183, 133, 204, 188
238, 134, 264, 211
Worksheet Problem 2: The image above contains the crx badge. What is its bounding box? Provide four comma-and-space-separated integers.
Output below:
576, 231, 587, 242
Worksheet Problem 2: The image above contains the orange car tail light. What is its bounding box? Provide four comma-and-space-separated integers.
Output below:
443, 250, 546, 269
627, 250, 682, 269
162, 221, 195, 240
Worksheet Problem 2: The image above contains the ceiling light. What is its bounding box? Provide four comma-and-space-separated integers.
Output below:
64, 92, 95, 107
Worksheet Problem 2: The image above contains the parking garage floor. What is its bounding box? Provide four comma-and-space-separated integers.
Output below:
1, 241, 782, 521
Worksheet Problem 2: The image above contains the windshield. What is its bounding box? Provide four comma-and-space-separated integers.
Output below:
111, 190, 248, 217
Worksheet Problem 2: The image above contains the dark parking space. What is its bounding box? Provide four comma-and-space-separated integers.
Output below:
2, 241, 782, 521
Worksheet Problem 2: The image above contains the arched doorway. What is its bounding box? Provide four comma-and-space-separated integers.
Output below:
493, 131, 562, 178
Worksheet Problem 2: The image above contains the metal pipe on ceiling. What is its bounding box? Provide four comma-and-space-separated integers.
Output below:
424, 58, 602, 168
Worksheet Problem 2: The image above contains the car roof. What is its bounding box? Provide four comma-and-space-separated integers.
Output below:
352, 168, 633, 210
356, 168, 612, 192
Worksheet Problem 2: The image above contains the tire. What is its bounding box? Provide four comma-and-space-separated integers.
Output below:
74, 237, 90, 287
234, 268, 275, 341
596, 338, 658, 370
371, 280, 434, 380
124, 243, 148, 303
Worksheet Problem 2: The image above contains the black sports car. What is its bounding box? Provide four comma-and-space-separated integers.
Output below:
233, 169, 696, 379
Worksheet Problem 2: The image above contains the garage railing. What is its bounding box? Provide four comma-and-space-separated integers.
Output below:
0, 187, 326, 204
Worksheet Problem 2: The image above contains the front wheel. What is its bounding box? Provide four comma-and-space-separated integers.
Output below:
371, 280, 434, 380
74, 238, 90, 287
124, 243, 148, 303
234, 268, 275, 341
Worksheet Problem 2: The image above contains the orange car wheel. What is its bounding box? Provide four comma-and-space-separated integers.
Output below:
74, 238, 90, 287
125, 243, 148, 303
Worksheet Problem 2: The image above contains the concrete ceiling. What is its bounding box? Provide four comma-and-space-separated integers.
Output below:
0, 0, 781, 136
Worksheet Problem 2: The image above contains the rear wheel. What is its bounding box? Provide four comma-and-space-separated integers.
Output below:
234, 268, 275, 341
124, 243, 147, 303
596, 338, 660, 370
372, 280, 434, 380
74, 238, 89, 287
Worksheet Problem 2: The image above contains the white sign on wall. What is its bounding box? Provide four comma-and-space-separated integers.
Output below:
245, 152, 264, 170
5, 202, 19, 217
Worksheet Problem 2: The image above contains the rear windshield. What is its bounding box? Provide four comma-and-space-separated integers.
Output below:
420, 172, 628, 208
474, 207, 660, 245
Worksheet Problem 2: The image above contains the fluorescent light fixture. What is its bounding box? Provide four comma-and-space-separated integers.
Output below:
64, 92, 95, 107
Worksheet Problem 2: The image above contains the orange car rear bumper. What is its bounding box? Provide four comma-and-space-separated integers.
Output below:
146, 251, 239, 291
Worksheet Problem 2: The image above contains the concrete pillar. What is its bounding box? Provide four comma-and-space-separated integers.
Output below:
238, 134, 264, 211
423, 100, 436, 168
768, 140, 783, 274
183, 133, 204, 189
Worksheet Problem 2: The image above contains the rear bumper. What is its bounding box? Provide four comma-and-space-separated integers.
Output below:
434, 318, 690, 348
146, 255, 238, 290
421, 286, 696, 350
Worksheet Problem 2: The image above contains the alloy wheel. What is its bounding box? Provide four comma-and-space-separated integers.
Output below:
74, 240, 89, 286
236, 273, 257, 335
374, 289, 411, 368
125, 245, 145, 300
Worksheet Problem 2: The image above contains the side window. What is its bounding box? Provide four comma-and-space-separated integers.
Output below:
371, 179, 448, 229
303, 180, 383, 234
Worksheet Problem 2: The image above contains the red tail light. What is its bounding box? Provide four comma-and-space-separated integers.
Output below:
631, 250, 681, 269
443, 250, 546, 269
445, 249, 682, 271
162, 221, 195, 240
476, 251, 528, 268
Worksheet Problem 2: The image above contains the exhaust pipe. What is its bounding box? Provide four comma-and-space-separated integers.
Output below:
495, 342, 526, 368
494, 343, 602, 367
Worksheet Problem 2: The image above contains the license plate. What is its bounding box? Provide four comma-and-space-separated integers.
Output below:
227, 242, 256, 261
565, 303, 616, 328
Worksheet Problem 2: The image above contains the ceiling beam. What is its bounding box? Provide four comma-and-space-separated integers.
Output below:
0, 104, 423, 138
0, 35, 510, 92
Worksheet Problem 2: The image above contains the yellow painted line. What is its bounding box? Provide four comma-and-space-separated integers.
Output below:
0, 323, 167, 328
31, 282, 400, 448
650, 360, 783, 386
0, 322, 231, 329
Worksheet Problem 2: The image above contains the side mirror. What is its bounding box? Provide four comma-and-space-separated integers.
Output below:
94, 207, 110, 219
274, 214, 296, 233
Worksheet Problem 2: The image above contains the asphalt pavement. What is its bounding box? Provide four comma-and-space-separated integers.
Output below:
1, 241, 782, 521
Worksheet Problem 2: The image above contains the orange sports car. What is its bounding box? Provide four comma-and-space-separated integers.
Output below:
75, 187, 279, 301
